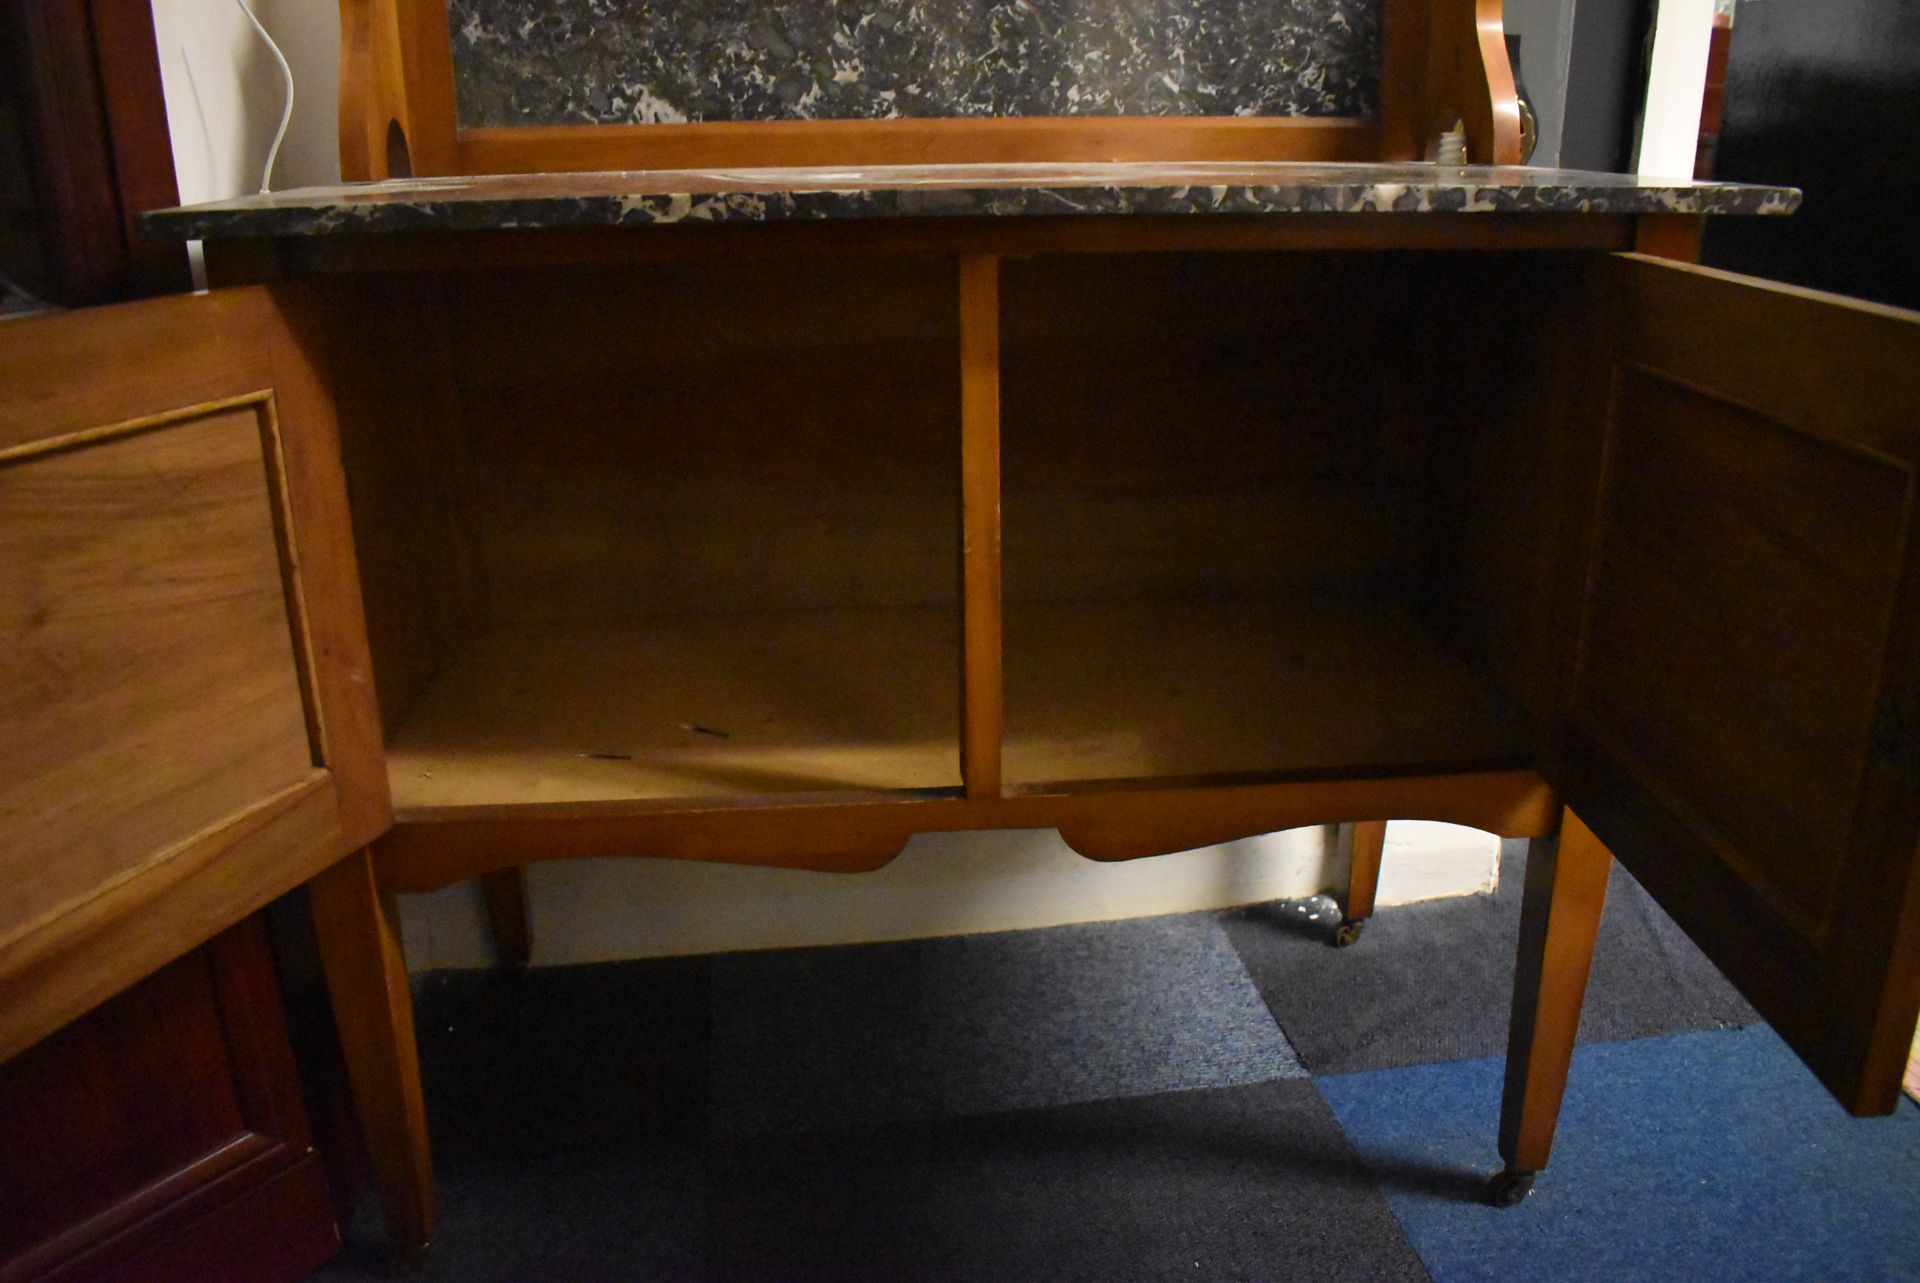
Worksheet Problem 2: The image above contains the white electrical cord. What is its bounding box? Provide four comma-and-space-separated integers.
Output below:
229, 0, 294, 193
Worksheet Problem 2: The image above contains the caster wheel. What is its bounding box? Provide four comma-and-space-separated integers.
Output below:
1333, 919, 1366, 948
1486, 1169, 1536, 1208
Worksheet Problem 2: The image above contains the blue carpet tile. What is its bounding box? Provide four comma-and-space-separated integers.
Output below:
710, 914, 1302, 1136
705, 1079, 1429, 1283
1318, 1024, 1920, 1283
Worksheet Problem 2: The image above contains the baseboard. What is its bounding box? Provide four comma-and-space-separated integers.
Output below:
1374, 820, 1505, 906
398, 821, 1503, 971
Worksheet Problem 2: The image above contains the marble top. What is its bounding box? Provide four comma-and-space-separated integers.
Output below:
141, 163, 1800, 240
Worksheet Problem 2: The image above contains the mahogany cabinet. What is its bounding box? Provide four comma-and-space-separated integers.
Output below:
0, 917, 337, 1282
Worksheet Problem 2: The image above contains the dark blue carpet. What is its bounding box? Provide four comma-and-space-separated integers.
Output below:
706, 1079, 1428, 1282
1319, 1024, 1920, 1283
1221, 843, 1757, 1075
711, 914, 1301, 1135
309, 886, 1919, 1281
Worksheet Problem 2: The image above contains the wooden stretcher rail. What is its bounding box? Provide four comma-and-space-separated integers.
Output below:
372, 769, 1562, 893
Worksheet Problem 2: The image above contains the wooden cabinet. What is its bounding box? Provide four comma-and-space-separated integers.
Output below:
1548, 257, 1920, 1114
0, 288, 388, 1064
5, 216, 1918, 1260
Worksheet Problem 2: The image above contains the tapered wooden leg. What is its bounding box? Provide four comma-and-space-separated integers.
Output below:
479, 867, 532, 968
309, 849, 435, 1263
1336, 820, 1388, 946
1492, 808, 1612, 1206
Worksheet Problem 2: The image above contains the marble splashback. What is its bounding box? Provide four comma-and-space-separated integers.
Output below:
446, 0, 1382, 127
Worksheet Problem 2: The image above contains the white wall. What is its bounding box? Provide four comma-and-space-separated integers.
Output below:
148, 0, 1508, 972
1634, 0, 1716, 178
150, 0, 339, 202
402, 828, 1337, 969
398, 820, 1503, 970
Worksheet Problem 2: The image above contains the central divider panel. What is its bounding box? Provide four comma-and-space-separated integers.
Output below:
958, 255, 1006, 800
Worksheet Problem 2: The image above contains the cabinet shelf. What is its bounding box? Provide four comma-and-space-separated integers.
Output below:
386, 606, 963, 812
1004, 592, 1528, 790
385, 591, 1526, 814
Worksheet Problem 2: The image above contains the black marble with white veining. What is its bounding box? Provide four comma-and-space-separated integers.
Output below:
447, 0, 1380, 126
139, 163, 1802, 241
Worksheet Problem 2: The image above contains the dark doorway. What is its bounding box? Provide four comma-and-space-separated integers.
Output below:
1701, 0, 1920, 311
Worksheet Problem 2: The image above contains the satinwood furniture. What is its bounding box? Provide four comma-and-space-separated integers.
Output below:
4, 0, 1917, 1267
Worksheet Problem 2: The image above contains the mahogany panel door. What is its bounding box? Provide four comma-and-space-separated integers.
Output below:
0, 286, 389, 1064
1546, 253, 1920, 1115
0, 916, 337, 1283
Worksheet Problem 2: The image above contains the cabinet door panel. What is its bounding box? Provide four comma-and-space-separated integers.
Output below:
2, 404, 319, 937
1550, 255, 1920, 1115
0, 288, 389, 1062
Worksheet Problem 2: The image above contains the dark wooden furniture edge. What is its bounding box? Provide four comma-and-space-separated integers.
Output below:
200, 212, 1639, 287
87, 1155, 337, 1283
1, 918, 338, 1283
1, 0, 189, 304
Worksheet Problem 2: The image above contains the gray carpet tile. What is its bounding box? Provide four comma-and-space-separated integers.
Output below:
1220, 840, 1758, 1076
312, 1152, 703, 1283
710, 914, 1303, 1137
412, 956, 711, 1161
705, 1079, 1431, 1283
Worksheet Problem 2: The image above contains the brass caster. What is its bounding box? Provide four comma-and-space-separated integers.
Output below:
1333, 919, 1367, 948
1486, 1169, 1536, 1208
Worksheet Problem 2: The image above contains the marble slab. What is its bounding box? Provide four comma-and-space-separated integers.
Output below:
447, 0, 1381, 127
141, 162, 1801, 241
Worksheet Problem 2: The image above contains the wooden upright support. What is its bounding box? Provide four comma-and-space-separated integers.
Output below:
1491, 808, 1612, 1205
958, 254, 1004, 800
1336, 820, 1388, 946
1634, 213, 1705, 262
479, 867, 532, 967
308, 849, 435, 1262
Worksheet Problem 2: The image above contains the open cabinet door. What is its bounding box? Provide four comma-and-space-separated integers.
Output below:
0, 287, 389, 1062
1548, 254, 1920, 1116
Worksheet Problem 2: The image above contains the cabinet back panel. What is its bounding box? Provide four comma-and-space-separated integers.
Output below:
0, 408, 315, 945
445, 260, 962, 623
1001, 252, 1401, 603
995, 253, 1534, 786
